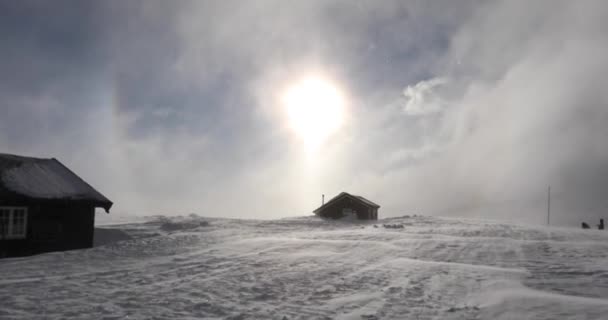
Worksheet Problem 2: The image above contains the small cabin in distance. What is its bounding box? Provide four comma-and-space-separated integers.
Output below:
0, 153, 112, 258
313, 192, 380, 220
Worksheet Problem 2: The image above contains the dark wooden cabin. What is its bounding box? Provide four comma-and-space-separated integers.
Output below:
313, 192, 380, 220
0, 153, 112, 258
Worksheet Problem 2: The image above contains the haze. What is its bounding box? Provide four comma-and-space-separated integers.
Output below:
1, 1, 607, 226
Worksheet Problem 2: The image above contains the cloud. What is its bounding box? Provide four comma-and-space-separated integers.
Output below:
401, 77, 448, 115
1, 0, 607, 226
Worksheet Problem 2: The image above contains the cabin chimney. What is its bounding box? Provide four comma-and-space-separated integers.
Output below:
322, 194, 325, 205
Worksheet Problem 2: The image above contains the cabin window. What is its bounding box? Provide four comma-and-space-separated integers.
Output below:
0, 207, 28, 239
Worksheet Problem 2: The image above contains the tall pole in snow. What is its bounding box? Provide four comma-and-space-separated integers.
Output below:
547, 186, 551, 226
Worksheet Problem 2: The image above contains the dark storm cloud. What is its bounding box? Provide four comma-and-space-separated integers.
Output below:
0, 1, 107, 145
1, 0, 606, 225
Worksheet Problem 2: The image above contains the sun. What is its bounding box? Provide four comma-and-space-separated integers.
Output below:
281, 76, 346, 151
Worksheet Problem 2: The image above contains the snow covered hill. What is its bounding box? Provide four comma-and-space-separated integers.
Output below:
1, 215, 608, 319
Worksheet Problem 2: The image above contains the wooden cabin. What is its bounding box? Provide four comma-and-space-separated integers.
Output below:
313, 192, 380, 220
0, 153, 112, 257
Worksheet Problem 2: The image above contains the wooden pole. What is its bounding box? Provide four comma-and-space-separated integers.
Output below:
547, 186, 551, 226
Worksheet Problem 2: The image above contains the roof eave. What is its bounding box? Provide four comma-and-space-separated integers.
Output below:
91, 199, 113, 213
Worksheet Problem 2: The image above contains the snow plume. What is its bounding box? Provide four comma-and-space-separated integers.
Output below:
374, 0, 608, 225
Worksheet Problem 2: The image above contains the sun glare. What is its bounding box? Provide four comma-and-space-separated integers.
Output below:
282, 76, 345, 152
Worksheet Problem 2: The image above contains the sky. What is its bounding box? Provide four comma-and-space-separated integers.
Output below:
1, 0, 608, 226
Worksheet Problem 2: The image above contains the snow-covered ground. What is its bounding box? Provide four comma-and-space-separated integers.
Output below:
1, 215, 608, 319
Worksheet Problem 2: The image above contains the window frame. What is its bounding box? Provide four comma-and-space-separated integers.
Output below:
0, 206, 28, 240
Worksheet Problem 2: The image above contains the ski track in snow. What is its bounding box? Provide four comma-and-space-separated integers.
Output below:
1, 215, 608, 319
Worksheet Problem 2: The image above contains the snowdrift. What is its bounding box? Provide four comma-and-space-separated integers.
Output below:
1, 215, 607, 319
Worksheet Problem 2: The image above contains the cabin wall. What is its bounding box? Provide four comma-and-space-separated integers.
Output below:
0, 202, 95, 258
317, 196, 378, 220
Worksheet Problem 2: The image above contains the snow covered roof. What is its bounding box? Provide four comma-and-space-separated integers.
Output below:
0, 153, 113, 212
353, 195, 381, 208
313, 192, 380, 213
